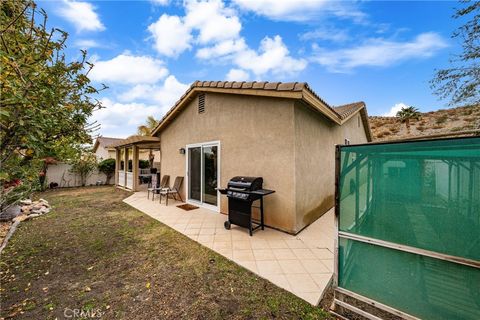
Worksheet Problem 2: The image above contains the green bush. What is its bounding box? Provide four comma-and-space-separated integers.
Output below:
98, 158, 116, 184
139, 160, 150, 169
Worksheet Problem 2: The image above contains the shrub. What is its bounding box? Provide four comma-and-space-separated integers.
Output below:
139, 160, 150, 169
435, 115, 448, 124
98, 159, 116, 184
127, 159, 150, 171
70, 154, 97, 187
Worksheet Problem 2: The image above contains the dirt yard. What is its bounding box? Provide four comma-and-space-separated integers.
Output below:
0, 186, 330, 319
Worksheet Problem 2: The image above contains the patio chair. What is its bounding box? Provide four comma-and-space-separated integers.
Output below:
147, 174, 170, 201
159, 176, 183, 206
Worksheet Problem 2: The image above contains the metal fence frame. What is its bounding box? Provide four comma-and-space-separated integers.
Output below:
333, 136, 480, 319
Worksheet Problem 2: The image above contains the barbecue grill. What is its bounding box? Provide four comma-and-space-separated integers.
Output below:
218, 176, 275, 236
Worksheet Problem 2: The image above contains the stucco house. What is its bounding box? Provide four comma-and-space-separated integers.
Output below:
113, 81, 371, 234
93, 137, 123, 160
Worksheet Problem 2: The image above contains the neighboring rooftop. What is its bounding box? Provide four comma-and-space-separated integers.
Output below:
151, 80, 371, 140
93, 137, 123, 152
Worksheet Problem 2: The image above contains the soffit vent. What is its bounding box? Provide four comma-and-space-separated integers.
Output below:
198, 93, 205, 114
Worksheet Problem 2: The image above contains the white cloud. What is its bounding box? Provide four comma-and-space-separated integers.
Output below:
118, 75, 189, 108
93, 76, 190, 137
225, 69, 250, 81
92, 98, 160, 135
118, 84, 155, 102
383, 102, 409, 117
151, 75, 190, 106
58, 0, 105, 32
312, 32, 448, 73
184, 0, 241, 44
148, 0, 241, 57
74, 39, 102, 49
147, 1, 304, 78
148, 14, 192, 57
234, 36, 307, 77
232, 0, 366, 23
300, 28, 350, 43
150, 0, 169, 5
196, 38, 247, 59
90, 54, 168, 85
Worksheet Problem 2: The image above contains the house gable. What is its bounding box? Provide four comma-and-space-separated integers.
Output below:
151, 81, 371, 141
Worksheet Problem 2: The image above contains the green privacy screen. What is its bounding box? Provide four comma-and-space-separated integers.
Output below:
337, 137, 480, 320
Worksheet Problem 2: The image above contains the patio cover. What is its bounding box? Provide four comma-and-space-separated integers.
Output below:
110, 136, 161, 149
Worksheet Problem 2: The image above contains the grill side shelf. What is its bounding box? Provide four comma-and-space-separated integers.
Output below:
250, 189, 275, 196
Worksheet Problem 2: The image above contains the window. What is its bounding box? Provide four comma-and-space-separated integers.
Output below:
198, 93, 205, 114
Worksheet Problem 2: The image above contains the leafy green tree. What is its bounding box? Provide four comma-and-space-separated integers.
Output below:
0, 1, 104, 209
431, 1, 480, 106
98, 158, 115, 184
396, 106, 422, 133
70, 153, 97, 187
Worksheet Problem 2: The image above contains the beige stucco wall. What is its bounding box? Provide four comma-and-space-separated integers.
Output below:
94, 146, 111, 160
157, 93, 297, 232
293, 101, 368, 232
46, 162, 110, 187
156, 93, 368, 234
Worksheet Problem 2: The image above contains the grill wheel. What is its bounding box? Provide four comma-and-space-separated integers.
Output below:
224, 221, 231, 230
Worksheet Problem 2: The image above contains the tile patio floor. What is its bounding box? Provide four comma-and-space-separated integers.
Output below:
123, 191, 335, 305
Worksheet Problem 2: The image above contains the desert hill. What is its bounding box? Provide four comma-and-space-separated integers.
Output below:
369, 104, 480, 141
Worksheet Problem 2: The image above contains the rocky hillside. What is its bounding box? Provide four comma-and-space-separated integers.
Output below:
369, 104, 480, 141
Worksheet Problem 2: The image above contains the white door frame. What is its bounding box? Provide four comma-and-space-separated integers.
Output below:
185, 140, 221, 212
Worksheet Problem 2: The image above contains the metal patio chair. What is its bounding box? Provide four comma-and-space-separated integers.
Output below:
147, 174, 170, 201
159, 176, 183, 206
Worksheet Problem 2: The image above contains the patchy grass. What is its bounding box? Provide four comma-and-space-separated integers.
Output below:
0, 187, 330, 320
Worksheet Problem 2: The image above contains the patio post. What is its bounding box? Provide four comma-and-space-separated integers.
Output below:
124, 147, 128, 187
132, 145, 139, 191
114, 148, 120, 186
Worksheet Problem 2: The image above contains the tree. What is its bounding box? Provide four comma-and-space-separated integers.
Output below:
396, 106, 421, 133
0, 1, 104, 210
431, 1, 480, 106
98, 158, 116, 184
137, 116, 159, 167
137, 116, 158, 136
70, 153, 97, 187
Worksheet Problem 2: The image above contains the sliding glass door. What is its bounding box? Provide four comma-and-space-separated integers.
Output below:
186, 142, 220, 210
188, 147, 202, 202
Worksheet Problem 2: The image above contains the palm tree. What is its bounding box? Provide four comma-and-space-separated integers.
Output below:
396, 106, 421, 133
137, 116, 158, 136
137, 116, 159, 168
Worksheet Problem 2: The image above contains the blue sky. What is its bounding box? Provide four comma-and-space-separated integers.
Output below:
38, 0, 463, 138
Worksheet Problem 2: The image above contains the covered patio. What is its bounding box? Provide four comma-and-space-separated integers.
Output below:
123, 191, 335, 305
111, 136, 161, 191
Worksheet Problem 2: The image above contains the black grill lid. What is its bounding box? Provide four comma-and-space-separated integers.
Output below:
227, 176, 263, 191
